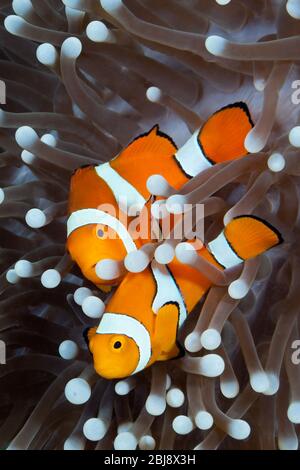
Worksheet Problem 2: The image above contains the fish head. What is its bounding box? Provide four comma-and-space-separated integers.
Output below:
67, 222, 127, 287
87, 327, 140, 379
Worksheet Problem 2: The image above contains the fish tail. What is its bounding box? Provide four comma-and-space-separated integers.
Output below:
198, 102, 254, 164
207, 215, 282, 269
224, 215, 283, 261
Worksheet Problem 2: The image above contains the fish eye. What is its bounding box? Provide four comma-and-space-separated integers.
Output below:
113, 341, 122, 349
97, 228, 104, 238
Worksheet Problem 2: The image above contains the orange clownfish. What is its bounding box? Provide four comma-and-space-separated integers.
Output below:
87, 215, 282, 379
67, 102, 254, 290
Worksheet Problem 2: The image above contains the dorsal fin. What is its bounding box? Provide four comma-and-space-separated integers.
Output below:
113, 125, 177, 165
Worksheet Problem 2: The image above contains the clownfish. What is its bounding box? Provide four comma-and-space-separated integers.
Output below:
87, 215, 282, 379
67, 102, 254, 290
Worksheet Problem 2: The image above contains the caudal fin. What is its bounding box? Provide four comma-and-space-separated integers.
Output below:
224, 215, 282, 261
199, 102, 254, 164
208, 215, 282, 269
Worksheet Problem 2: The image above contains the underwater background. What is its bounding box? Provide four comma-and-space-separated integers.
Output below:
1, 0, 300, 450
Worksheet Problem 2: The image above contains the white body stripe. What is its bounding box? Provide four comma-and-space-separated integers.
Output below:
151, 260, 187, 327
96, 313, 152, 375
67, 208, 137, 254
208, 231, 242, 269
174, 130, 212, 177
95, 162, 146, 214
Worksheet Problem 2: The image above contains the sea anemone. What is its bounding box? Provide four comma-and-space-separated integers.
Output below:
1, 0, 300, 451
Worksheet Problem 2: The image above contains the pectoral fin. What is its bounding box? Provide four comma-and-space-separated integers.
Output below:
154, 303, 180, 360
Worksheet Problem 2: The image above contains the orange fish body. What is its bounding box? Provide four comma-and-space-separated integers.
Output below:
67, 102, 254, 289
88, 216, 282, 379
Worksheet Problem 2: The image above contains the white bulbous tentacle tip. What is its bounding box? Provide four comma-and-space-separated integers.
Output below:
73, 286, 93, 306
200, 328, 221, 350
4, 15, 25, 34
95, 259, 123, 280
124, 250, 149, 273
146, 394, 166, 416
154, 244, 175, 265
184, 331, 202, 353
41, 269, 61, 289
228, 420, 251, 440
25, 208, 46, 228
15, 126, 39, 150
115, 379, 135, 396
61, 37, 82, 59
65, 378, 91, 405
267, 153, 285, 172
263, 372, 279, 395
287, 401, 300, 424
59, 340, 79, 360
250, 371, 270, 393
15, 259, 33, 278
205, 35, 227, 56
195, 411, 214, 430
146, 174, 170, 195
289, 126, 300, 147
201, 354, 225, 377
175, 242, 198, 265
215, 0, 231, 4
172, 415, 194, 435
114, 432, 138, 450
146, 87, 162, 103
244, 132, 265, 153
82, 295, 105, 318
36, 43, 58, 66
83, 418, 107, 441
86, 21, 109, 42
254, 78, 266, 92
138, 435, 156, 450
64, 435, 85, 451
220, 380, 239, 399
100, 0, 123, 14
166, 388, 185, 408
41, 133, 57, 147
166, 194, 186, 214
286, 1, 300, 19
21, 150, 35, 165
12, 0, 32, 16
6, 269, 20, 284
0, 188, 5, 205
228, 279, 249, 300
